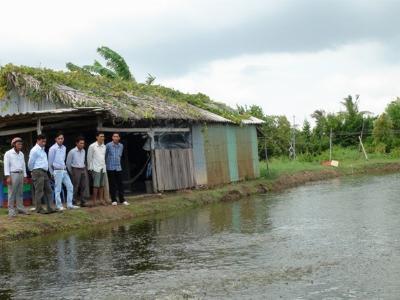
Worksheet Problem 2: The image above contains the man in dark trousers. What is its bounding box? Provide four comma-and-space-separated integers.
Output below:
105, 133, 129, 206
28, 134, 55, 214
66, 136, 90, 207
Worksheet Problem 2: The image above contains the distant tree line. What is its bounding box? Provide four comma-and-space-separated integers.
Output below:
239, 95, 400, 160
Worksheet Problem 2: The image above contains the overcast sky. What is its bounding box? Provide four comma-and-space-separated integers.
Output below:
1, 0, 400, 124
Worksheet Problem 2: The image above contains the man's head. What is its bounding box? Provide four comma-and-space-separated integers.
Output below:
75, 136, 85, 150
112, 133, 120, 144
55, 132, 64, 146
96, 132, 105, 144
11, 137, 23, 152
36, 134, 47, 147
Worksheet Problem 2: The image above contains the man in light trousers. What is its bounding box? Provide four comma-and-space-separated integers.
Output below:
3, 137, 29, 217
48, 132, 79, 211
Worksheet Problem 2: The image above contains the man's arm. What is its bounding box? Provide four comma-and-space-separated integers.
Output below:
27, 149, 36, 171
3, 152, 10, 177
48, 146, 55, 175
87, 145, 93, 171
22, 153, 27, 177
66, 150, 73, 174
105, 143, 109, 163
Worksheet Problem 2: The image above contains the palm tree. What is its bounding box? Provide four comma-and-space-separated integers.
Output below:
145, 73, 156, 85
66, 46, 135, 82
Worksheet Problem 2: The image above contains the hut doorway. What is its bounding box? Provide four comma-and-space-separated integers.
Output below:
121, 133, 151, 195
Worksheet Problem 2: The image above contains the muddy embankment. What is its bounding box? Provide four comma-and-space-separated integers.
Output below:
0, 162, 399, 242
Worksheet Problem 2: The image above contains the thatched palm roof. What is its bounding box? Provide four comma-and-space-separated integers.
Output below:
0, 65, 248, 123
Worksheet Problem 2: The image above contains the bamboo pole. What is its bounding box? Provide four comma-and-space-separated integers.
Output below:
358, 136, 368, 160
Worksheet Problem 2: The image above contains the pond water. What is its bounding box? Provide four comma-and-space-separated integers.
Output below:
1, 173, 400, 299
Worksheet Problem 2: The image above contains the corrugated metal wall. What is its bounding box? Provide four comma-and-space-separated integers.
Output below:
236, 126, 256, 180
192, 124, 260, 186
0, 93, 67, 117
203, 125, 231, 185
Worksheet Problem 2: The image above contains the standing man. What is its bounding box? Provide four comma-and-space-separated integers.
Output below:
28, 134, 55, 214
48, 132, 78, 211
66, 136, 89, 207
106, 133, 129, 206
87, 132, 107, 206
3, 137, 28, 217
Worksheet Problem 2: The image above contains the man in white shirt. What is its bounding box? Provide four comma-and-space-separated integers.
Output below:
87, 132, 106, 206
3, 137, 28, 217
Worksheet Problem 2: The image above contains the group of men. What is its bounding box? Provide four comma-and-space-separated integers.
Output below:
3, 131, 128, 217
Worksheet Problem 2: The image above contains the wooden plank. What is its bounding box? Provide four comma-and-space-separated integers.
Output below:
0, 126, 38, 136
154, 150, 163, 191
97, 126, 190, 133
154, 148, 197, 191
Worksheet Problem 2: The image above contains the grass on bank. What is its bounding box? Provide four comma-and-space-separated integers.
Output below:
260, 146, 400, 179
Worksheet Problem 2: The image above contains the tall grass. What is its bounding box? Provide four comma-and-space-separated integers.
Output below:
260, 146, 400, 179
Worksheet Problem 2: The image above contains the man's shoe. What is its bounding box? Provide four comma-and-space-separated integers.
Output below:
112, 202, 118, 206
122, 201, 129, 206
56, 207, 65, 212
67, 205, 80, 210
8, 210, 17, 218
29, 207, 36, 212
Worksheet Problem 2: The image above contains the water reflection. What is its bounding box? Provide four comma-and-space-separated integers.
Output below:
0, 173, 400, 299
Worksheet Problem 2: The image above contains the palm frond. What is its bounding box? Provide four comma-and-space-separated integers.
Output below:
97, 46, 134, 81
83, 60, 117, 79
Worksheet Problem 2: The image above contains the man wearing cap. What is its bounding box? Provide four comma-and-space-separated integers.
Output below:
3, 137, 28, 217
49, 132, 78, 211
28, 134, 55, 214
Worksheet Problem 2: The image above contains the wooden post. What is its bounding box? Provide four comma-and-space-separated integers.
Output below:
97, 116, 103, 131
264, 136, 269, 174
36, 118, 42, 134
149, 130, 158, 193
329, 128, 332, 161
359, 136, 368, 160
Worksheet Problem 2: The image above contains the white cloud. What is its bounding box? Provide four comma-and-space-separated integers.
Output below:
160, 41, 400, 124
1, 1, 400, 125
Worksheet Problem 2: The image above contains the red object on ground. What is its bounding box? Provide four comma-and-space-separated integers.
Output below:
2, 199, 32, 208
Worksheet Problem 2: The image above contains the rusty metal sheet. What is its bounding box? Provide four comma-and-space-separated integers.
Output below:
236, 126, 255, 180
203, 125, 230, 185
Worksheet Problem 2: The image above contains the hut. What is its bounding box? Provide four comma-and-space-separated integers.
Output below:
0, 65, 263, 194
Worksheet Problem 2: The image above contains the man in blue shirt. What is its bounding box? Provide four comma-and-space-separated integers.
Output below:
48, 132, 78, 211
105, 133, 129, 206
28, 134, 55, 214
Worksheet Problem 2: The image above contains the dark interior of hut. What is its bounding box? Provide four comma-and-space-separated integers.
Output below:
120, 133, 151, 195
0, 128, 152, 196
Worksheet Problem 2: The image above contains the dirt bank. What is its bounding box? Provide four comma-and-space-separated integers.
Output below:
0, 162, 399, 242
